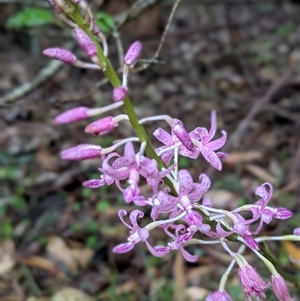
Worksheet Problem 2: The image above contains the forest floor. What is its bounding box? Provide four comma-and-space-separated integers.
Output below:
1, 0, 300, 300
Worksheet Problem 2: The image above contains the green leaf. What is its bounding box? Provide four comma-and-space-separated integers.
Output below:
96, 20, 110, 33
73, 202, 81, 211
95, 12, 115, 32
0, 221, 14, 239
178, 156, 190, 168
10, 195, 27, 210
0, 204, 7, 216
96, 200, 110, 212
81, 187, 92, 198
6, 7, 55, 29
86, 235, 97, 249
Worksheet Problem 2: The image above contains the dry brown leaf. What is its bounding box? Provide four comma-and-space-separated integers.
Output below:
71, 249, 95, 269
223, 151, 263, 166
245, 164, 278, 184
21, 256, 66, 280
273, 177, 300, 199
46, 236, 94, 273
204, 190, 236, 209
0, 239, 16, 275
36, 149, 58, 170
281, 241, 300, 269
185, 287, 209, 301
187, 266, 213, 287
51, 287, 92, 301
99, 281, 137, 299
269, 159, 282, 179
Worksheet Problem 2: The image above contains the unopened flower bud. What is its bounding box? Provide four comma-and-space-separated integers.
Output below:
43, 48, 77, 64
84, 116, 117, 135
113, 86, 127, 102
172, 120, 195, 151
271, 274, 292, 301
61, 144, 101, 160
74, 27, 97, 58
54, 106, 89, 124
124, 41, 142, 66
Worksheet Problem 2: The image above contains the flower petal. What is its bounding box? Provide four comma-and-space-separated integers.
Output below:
112, 242, 134, 253
153, 128, 172, 145
82, 178, 106, 188
200, 146, 222, 170
178, 170, 193, 195
206, 130, 227, 151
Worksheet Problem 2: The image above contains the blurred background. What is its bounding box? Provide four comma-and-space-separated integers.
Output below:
1, 0, 299, 300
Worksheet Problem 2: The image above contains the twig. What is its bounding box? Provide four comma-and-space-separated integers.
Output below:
154, 0, 182, 59
0, 59, 64, 107
114, 0, 159, 28
57, 195, 74, 230
273, 177, 300, 200
223, 69, 292, 152
133, 0, 183, 73
60, 77, 109, 102
0, 41, 75, 107
112, 30, 124, 68
287, 141, 300, 182
173, 250, 187, 301
262, 103, 299, 123
204, 69, 293, 177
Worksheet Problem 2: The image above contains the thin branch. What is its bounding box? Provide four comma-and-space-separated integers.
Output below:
60, 77, 109, 102
0, 59, 63, 107
133, 0, 183, 73
112, 30, 124, 68
114, 0, 159, 28
223, 68, 292, 152
0, 41, 75, 107
154, 0, 182, 59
